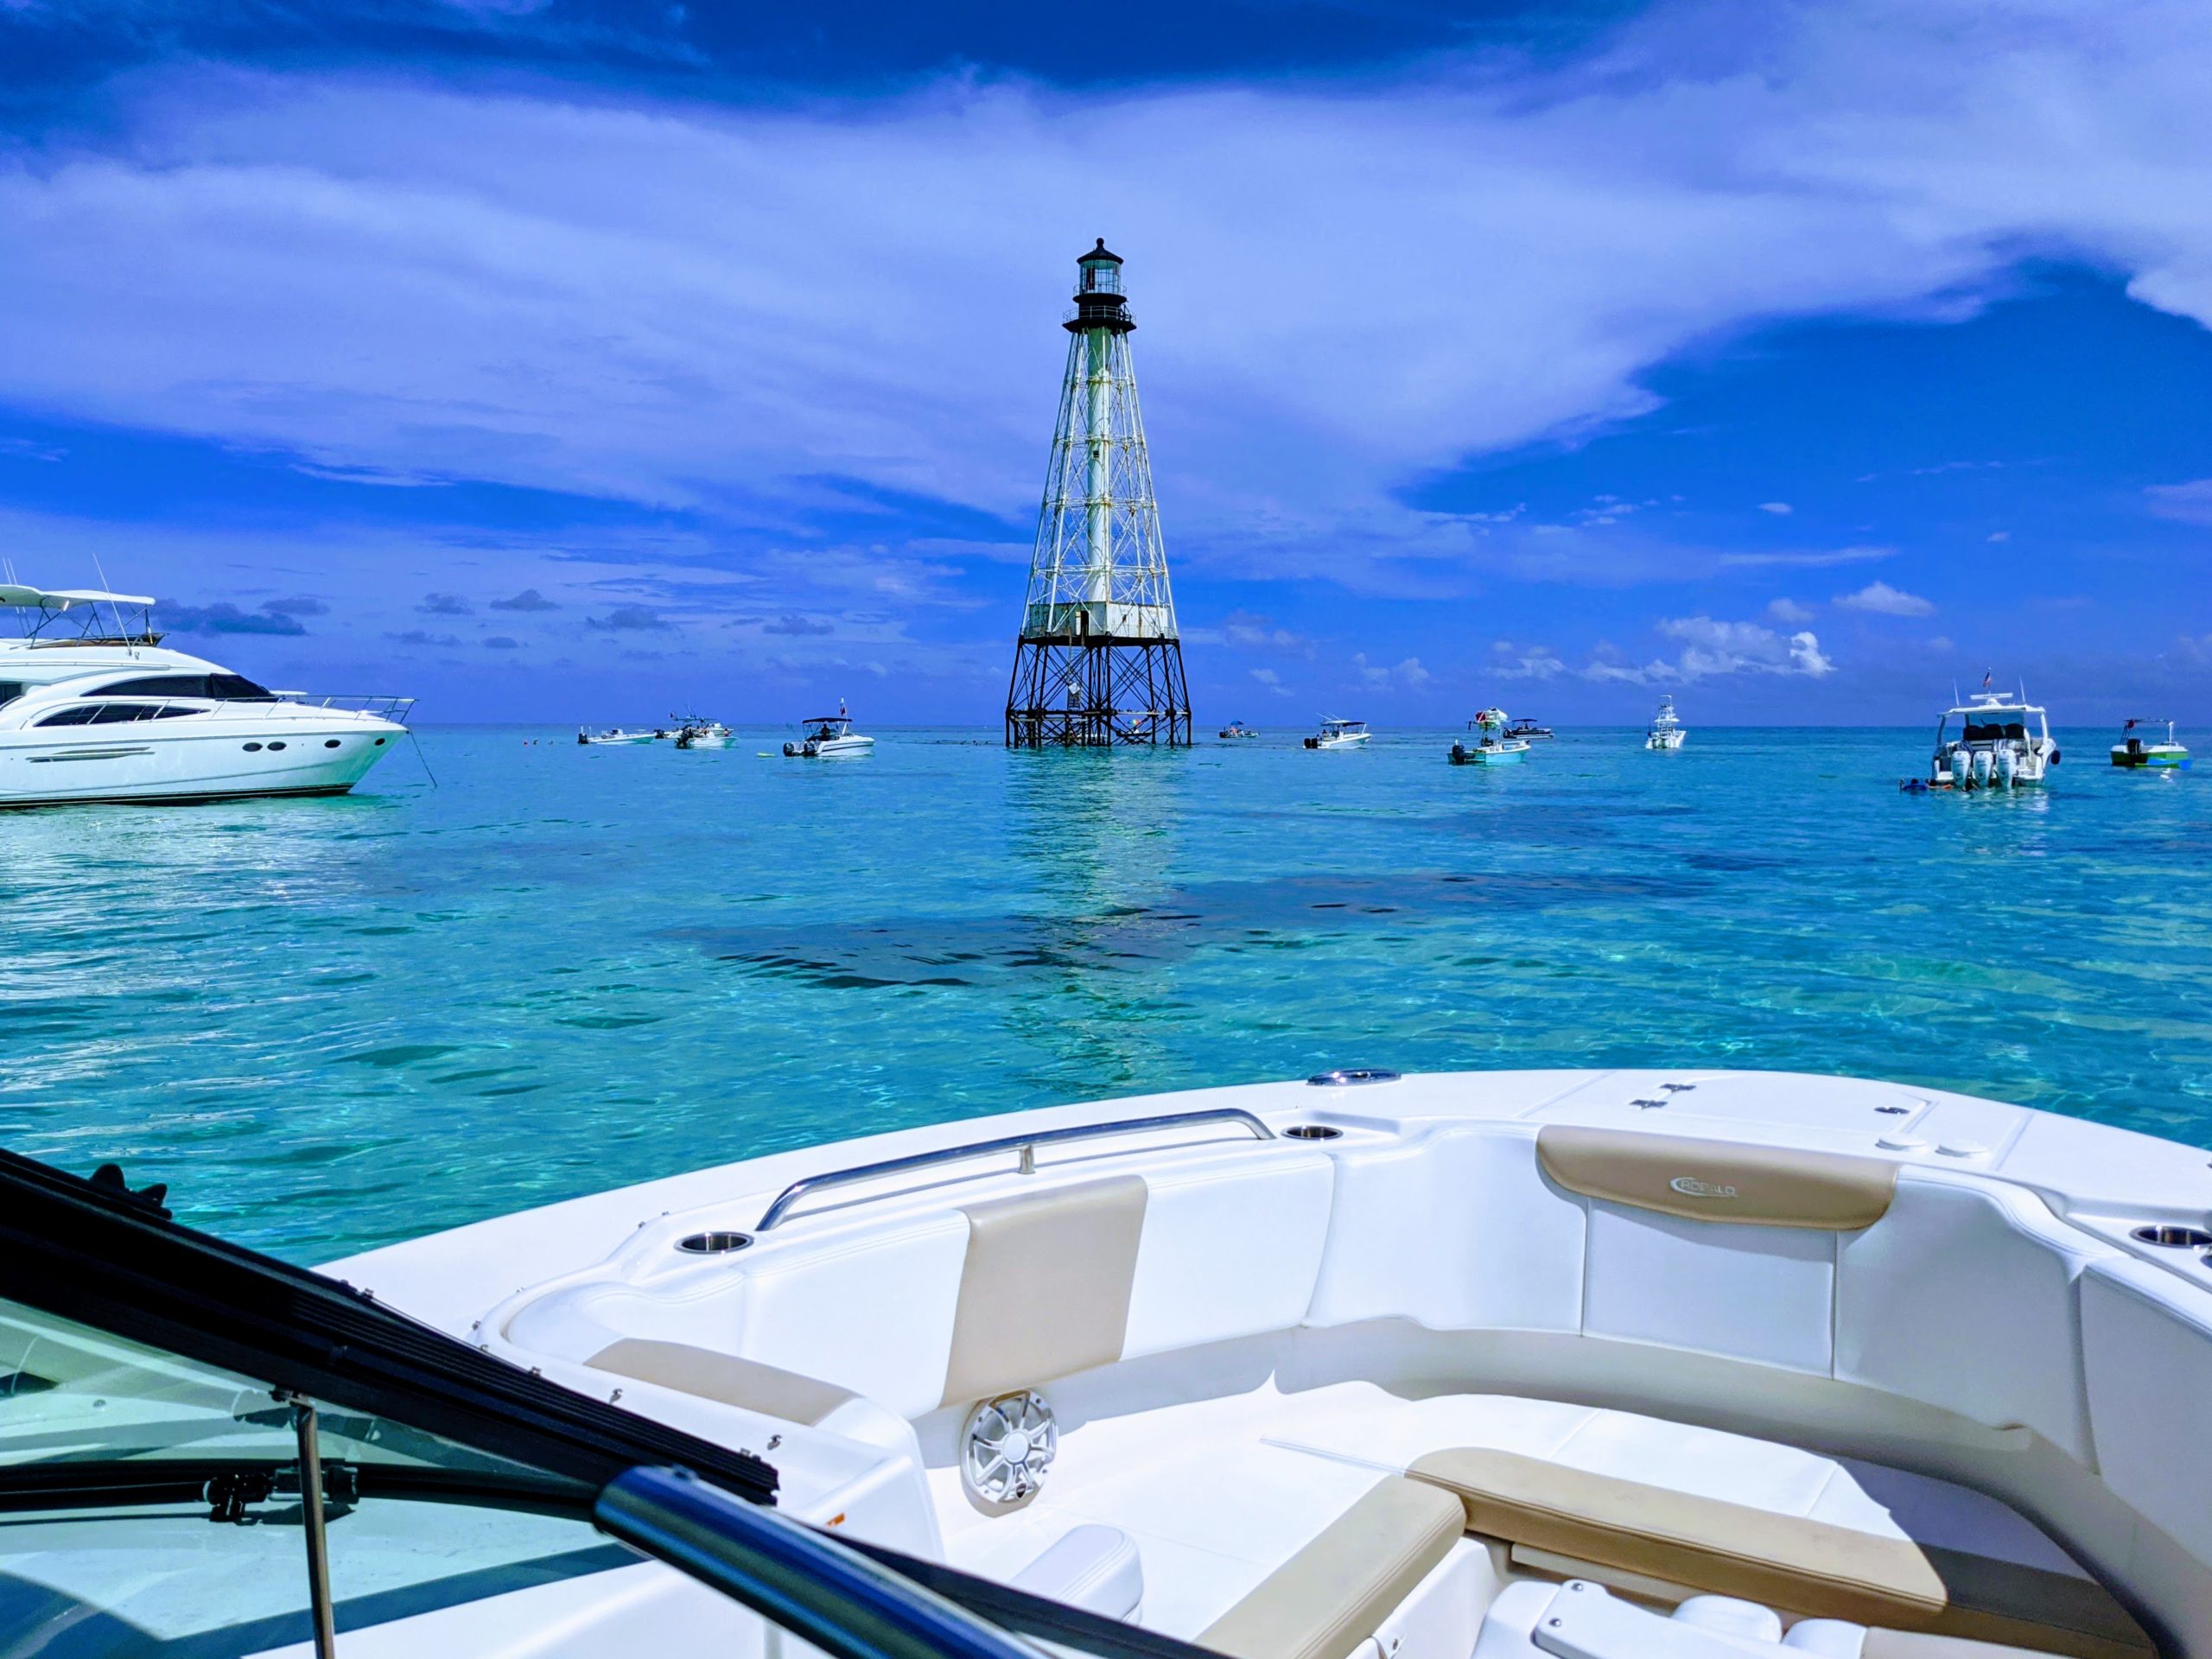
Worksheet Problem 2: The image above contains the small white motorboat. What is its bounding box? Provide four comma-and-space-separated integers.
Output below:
1304, 716, 1370, 750
1645, 695, 1686, 750
1450, 707, 1531, 766
579, 727, 655, 746
676, 719, 734, 750
785, 710, 874, 759
1930, 682, 2056, 789
2111, 719, 2189, 771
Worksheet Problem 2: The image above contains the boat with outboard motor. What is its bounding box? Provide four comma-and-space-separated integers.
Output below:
1930, 686, 2057, 790
1505, 716, 1554, 741
1305, 716, 1370, 750
1219, 720, 1259, 740
785, 709, 874, 759
1645, 696, 1686, 750
11, 1063, 2212, 1658
1450, 708, 1531, 766
0, 584, 411, 806
579, 727, 655, 746
676, 718, 734, 750
2111, 720, 2189, 771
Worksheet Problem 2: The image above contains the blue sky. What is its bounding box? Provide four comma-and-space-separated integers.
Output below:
2, 0, 2209, 724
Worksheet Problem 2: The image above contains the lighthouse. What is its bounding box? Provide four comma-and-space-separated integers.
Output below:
1004, 240, 1192, 747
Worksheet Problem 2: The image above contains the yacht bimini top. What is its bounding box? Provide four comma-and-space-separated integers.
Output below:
0, 584, 161, 645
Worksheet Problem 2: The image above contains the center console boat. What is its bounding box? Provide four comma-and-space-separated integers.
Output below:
8, 1067, 2212, 1659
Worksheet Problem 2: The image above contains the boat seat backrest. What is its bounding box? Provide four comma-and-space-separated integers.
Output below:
515, 1152, 1339, 1422
1304, 1126, 2120, 1461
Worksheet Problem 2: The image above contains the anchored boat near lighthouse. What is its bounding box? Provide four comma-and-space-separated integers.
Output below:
0, 584, 411, 807
1450, 708, 1531, 766
1929, 683, 2056, 790
1645, 696, 1686, 750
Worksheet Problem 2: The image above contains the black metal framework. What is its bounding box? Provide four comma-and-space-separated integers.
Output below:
1004, 637, 1192, 747
0, 1147, 779, 1508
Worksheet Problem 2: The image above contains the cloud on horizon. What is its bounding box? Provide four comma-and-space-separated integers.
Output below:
3, 0, 2212, 586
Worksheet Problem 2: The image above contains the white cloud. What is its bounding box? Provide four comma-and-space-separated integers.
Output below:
0, 0, 2210, 584
1352, 652, 1431, 687
1492, 642, 1567, 680
1986, 531, 2011, 543
2145, 480, 2212, 525
1719, 545, 1894, 569
1835, 579, 1936, 616
1649, 616, 1836, 680
1249, 666, 1291, 696
1767, 597, 1815, 623
1759, 502, 1795, 516
1928, 635, 1955, 651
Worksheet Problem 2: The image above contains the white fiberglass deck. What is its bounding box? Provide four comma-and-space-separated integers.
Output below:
331, 1070, 2212, 1659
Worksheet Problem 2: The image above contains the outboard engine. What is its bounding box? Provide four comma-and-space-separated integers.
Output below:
1971, 747, 1993, 787
1996, 746, 2017, 788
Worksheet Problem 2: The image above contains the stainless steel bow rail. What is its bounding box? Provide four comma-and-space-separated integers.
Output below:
754, 1107, 1277, 1232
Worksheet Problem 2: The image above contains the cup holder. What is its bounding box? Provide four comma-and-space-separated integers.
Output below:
1282, 1124, 1344, 1141
678, 1230, 754, 1255
1306, 1068, 1401, 1087
2131, 1224, 2212, 1249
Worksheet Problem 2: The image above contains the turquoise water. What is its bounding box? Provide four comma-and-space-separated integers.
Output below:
3, 725, 2207, 1263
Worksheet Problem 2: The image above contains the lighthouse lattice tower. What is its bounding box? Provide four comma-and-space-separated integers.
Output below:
1004, 240, 1192, 747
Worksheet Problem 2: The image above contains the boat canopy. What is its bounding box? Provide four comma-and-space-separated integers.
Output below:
0, 584, 156, 609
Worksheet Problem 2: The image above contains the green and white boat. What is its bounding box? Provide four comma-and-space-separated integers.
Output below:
2111, 718, 2190, 769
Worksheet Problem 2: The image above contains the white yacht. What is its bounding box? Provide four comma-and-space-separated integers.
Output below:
8, 1065, 2212, 1659
1305, 716, 1370, 750
785, 710, 874, 759
0, 584, 411, 807
1931, 686, 2056, 790
1646, 696, 1686, 750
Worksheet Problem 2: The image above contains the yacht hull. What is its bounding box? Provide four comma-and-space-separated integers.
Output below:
0, 716, 402, 807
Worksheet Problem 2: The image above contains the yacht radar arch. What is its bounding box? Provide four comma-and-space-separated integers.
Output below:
1004, 240, 1192, 747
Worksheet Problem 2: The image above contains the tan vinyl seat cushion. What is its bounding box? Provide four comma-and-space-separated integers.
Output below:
1198, 1476, 1465, 1659
586, 1337, 859, 1426
1408, 1449, 2153, 1659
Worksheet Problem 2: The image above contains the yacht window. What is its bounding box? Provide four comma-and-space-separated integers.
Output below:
0, 681, 22, 707
209, 673, 275, 700
97, 674, 215, 698
0, 1296, 631, 1654
87, 702, 177, 724
32, 705, 103, 727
